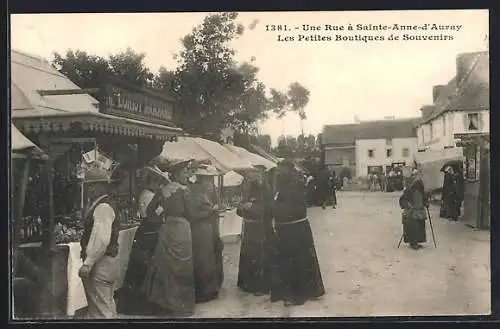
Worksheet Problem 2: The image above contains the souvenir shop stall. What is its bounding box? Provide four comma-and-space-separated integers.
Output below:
414, 147, 464, 193
454, 132, 490, 229
11, 51, 182, 319
11, 125, 50, 318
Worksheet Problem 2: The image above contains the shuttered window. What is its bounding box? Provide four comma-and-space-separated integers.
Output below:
464, 113, 480, 131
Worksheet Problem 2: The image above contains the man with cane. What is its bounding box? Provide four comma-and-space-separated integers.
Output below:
397, 167, 436, 250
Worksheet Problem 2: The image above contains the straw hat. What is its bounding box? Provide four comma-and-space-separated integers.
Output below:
194, 163, 219, 176
167, 159, 193, 172
144, 164, 171, 181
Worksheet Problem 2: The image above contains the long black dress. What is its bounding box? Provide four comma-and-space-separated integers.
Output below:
270, 171, 325, 304
117, 189, 163, 315
236, 182, 275, 295
399, 176, 427, 248
440, 172, 462, 220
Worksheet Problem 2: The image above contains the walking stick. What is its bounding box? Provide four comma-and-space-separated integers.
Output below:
426, 206, 438, 248
397, 233, 404, 248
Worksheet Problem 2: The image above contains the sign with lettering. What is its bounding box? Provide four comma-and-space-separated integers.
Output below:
99, 78, 175, 126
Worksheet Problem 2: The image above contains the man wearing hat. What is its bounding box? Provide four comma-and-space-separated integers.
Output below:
78, 165, 122, 319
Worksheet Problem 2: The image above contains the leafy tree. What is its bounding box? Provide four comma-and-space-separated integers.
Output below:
287, 82, 310, 135
297, 134, 307, 154
256, 134, 272, 151
52, 47, 155, 89
107, 48, 155, 87
155, 12, 246, 140
269, 88, 289, 119
316, 133, 323, 149
305, 134, 316, 151
52, 50, 111, 90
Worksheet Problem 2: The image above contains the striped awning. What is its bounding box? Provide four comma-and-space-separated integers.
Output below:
14, 112, 181, 141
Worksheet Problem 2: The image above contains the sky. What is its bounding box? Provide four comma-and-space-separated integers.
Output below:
10, 10, 489, 145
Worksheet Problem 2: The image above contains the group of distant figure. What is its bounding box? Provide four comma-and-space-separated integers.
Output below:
303, 166, 341, 209
367, 169, 405, 192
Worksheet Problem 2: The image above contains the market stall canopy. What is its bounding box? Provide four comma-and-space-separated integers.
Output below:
162, 137, 253, 173
11, 124, 47, 159
161, 137, 214, 169
224, 144, 277, 170
214, 170, 244, 187
413, 148, 464, 192
11, 49, 181, 140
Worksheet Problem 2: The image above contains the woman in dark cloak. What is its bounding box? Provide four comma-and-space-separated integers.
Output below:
236, 168, 274, 295
399, 168, 428, 250
440, 166, 462, 221
117, 165, 170, 315
270, 160, 325, 306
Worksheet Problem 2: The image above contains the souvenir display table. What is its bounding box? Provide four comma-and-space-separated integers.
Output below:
19, 226, 138, 316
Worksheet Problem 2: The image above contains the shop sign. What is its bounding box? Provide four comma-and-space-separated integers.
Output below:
99, 79, 175, 126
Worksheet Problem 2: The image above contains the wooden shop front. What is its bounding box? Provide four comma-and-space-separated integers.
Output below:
12, 76, 182, 319
454, 132, 490, 230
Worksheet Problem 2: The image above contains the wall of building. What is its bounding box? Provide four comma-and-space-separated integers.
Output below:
417, 110, 489, 151
324, 146, 355, 176
355, 137, 418, 176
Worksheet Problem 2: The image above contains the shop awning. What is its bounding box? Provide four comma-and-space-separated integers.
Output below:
162, 137, 254, 173
413, 148, 464, 192
11, 49, 182, 141
214, 170, 244, 187
191, 138, 254, 173
11, 124, 47, 159
224, 144, 277, 170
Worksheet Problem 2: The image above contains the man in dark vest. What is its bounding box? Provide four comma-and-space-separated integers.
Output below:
78, 166, 121, 319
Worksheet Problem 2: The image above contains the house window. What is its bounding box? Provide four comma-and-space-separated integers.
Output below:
386, 149, 392, 157
466, 113, 480, 131
368, 149, 374, 158
402, 148, 410, 157
429, 122, 434, 140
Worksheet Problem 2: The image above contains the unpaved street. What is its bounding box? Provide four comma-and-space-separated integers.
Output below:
193, 191, 491, 318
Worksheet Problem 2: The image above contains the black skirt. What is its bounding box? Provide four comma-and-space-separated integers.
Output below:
237, 219, 275, 294
270, 219, 325, 302
117, 218, 162, 315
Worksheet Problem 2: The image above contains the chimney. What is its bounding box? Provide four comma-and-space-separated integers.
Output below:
456, 52, 478, 86
432, 85, 445, 103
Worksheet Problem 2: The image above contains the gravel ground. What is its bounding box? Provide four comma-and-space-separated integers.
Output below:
121, 191, 491, 319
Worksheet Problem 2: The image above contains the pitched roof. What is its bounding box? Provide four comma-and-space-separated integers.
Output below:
322, 118, 419, 145
420, 51, 489, 125
11, 49, 100, 118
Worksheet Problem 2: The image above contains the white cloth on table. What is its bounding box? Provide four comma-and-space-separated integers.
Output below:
66, 226, 138, 316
